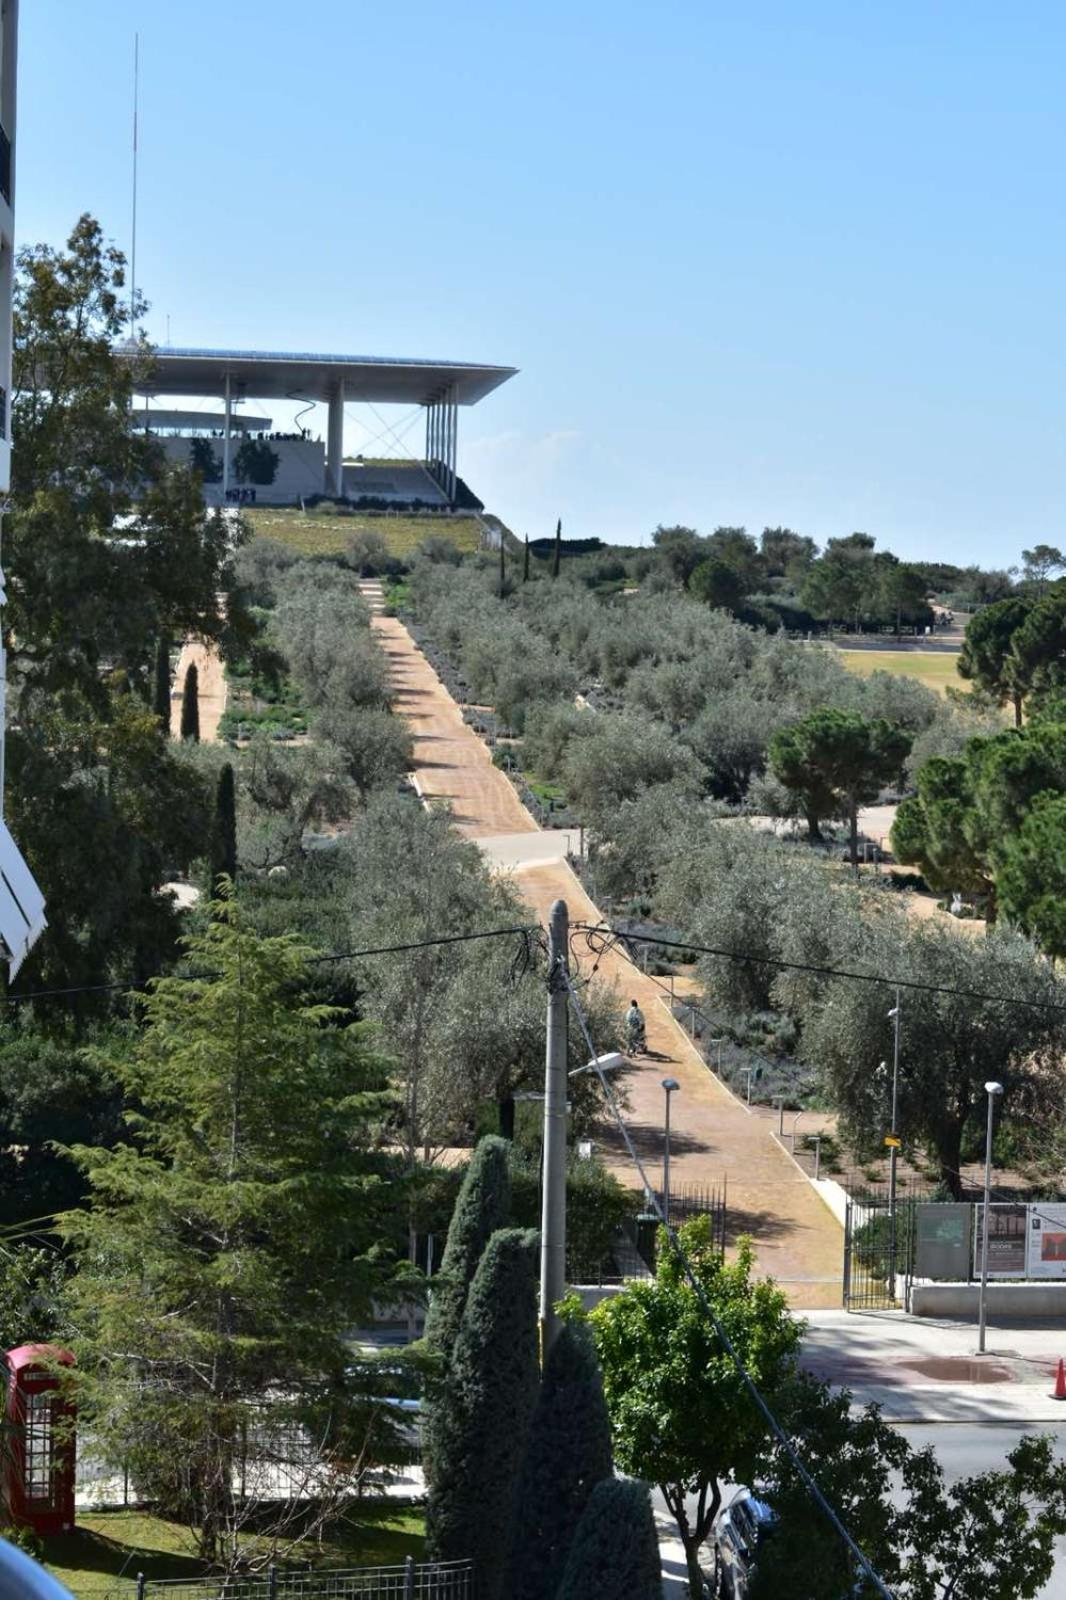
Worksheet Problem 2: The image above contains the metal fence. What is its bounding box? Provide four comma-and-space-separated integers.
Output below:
134, 1559, 472, 1600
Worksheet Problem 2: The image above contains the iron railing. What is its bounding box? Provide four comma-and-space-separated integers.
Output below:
135, 1559, 472, 1600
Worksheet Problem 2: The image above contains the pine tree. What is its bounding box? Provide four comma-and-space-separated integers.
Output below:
523, 535, 530, 583
425, 1228, 540, 1600
552, 517, 562, 578
509, 1319, 614, 1600
180, 661, 200, 742
422, 1134, 511, 1365
210, 762, 238, 887
556, 1478, 664, 1600
57, 894, 401, 1564
154, 633, 172, 732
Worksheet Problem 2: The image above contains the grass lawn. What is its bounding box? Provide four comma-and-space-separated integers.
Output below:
245, 508, 485, 559
44, 1503, 425, 1598
838, 649, 967, 696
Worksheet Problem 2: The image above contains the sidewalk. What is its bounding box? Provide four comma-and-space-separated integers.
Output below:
803, 1309, 1066, 1422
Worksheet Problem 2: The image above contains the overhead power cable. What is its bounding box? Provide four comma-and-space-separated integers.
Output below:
560, 966, 896, 1599
3, 924, 538, 1009
574, 923, 1066, 1018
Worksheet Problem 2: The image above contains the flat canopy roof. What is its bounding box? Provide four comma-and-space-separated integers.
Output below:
133, 347, 517, 407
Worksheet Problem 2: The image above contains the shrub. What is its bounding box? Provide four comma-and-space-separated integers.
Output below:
555, 1478, 663, 1600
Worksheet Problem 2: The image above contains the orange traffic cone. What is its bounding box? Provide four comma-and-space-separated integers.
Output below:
1052, 1359, 1066, 1401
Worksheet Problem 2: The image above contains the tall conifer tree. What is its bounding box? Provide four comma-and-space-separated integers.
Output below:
180, 662, 200, 742
425, 1228, 540, 1600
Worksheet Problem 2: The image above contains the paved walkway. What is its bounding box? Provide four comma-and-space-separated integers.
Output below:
170, 637, 227, 742
803, 1310, 1066, 1422
365, 586, 844, 1307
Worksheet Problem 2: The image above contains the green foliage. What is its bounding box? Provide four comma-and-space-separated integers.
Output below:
210, 763, 238, 886
1008, 592, 1066, 713
233, 436, 279, 486
584, 1217, 801, 1596
312, 703, 413, 797
57, 895, 403, 1563
753, 1375, 1066, 1600
509, 1320, 614, 1600
422, 1136, 512, 1370
7, 695, 211, 994
555, 1478, 663, 1600
892, 721, 1066, 920
690, 554, 746, 612
188, 435, 222, 484
958, 596, 1033, 723
424, 1228, 540, 1600
801, 913, 1066, 1194
0, 1243, 73, 1354
998, 792, 1066, 957
769, 706, 911, 859
154, 634, 172, 730
0, 1022, 123, 1224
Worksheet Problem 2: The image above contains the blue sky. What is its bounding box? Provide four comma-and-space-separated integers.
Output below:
17, 1, 1066, 564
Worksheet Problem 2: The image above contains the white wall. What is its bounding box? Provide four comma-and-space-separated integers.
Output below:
152, 434, 326, 505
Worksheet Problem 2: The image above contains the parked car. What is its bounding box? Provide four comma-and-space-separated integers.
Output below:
0, 1537, 73, 1598
713, 1489, 778, 1598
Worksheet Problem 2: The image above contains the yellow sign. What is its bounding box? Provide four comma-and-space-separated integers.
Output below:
884, 1135, 902, 1149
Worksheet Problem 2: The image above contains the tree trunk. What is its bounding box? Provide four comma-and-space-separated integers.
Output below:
1013, 691, 1023, 728
498, 1095, 515, 1140
936, 1118, 965, 1199
665, 1478, 719, 1598
805, 809, 823, 843
849, 803, 859, 872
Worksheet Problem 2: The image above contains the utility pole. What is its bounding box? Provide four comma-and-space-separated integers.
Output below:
887, 988, 901, 1295
540, 899, 569, 1356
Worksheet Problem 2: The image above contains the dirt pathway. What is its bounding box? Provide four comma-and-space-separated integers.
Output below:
365, 587, 843, 1304
170, 638, 227, 743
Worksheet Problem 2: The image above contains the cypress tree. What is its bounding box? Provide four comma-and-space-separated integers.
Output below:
556, 1478, 664, 1600
425, 1228, 540, 1600
509, 1320, 614, 1600
423, 1134, 511, 1365
210, 762, 238, 887
180, 662, 200, 742
154, 633, 172, 732
523, 535, 530, 583
552, 517, 562, 578
499, 531, 506, 598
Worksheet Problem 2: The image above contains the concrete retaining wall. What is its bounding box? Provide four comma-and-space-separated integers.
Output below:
911, 1281, 1066, 1318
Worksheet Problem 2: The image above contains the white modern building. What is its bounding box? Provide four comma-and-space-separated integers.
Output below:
0, 0, 46, 975
131, 348, 516, 508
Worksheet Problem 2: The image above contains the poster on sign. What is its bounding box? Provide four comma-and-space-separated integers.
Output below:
973, 1203, 1027, 1277
1027, 1204, 1066, 1278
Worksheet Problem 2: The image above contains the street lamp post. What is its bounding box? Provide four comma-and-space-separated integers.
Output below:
887, 988, 901, 1296
977, 1080, 1004, 1355
661, 1077, 680, 1226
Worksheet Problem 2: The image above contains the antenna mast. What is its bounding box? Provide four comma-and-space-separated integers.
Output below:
130, 32, 139, 340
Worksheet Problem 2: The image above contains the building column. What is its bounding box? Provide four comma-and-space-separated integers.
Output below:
448, 389, 458, 504
327, 379, 346, 497
221, 371, 232, 498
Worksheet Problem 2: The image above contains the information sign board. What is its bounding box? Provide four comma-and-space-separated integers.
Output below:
972, 1202, 1027, 1277
1027, 1203, 1066, 1278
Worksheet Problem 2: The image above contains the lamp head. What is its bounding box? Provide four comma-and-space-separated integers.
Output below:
662, 1077, 680, 1093
985, 1081, 1004, 1097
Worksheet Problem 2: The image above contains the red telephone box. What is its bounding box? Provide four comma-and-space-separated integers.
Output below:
4, 1345, 76, 1534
